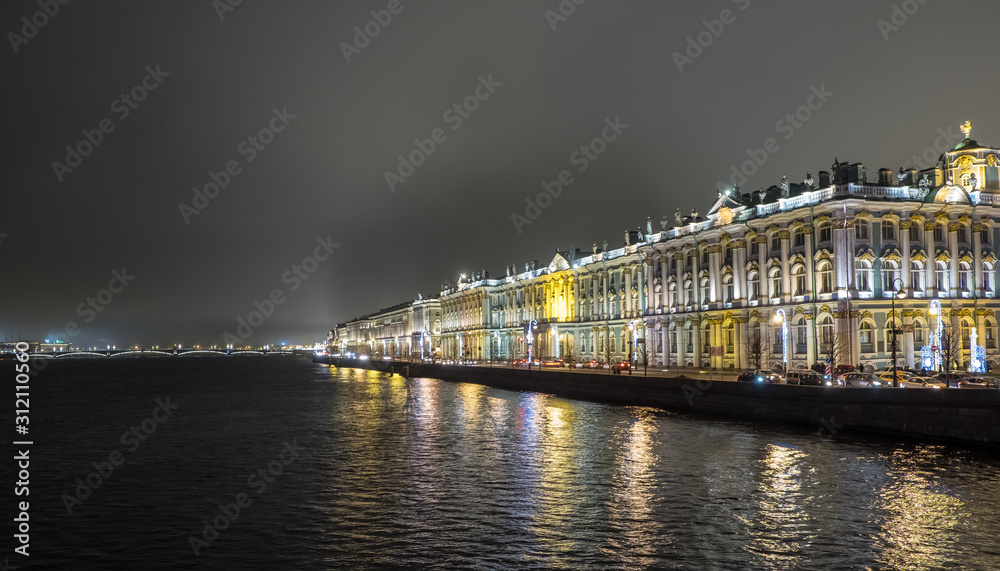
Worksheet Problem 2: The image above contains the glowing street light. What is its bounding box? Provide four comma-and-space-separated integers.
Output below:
773, 309, 788, 371
526, 319, 537, 370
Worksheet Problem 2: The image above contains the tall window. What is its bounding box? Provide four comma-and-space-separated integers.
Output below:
962, 320, 972, 350
985, 263, 996, 295
794, 231, 805, 247
793, 265, 807, 296
748, 271, 760, 301
881, 261, 900, 294
819, 316, 835, 346
769, 268, 782, 298
914, 322, 925, 346
987, 319, 996, 349
818, 222, 832, 243
771, 235, 781, 252
702, 327, 711, 355
910, 261, 924, 292
668, 282, 677, 309
958, 226, 968, 243
856, 223, 869, 240
856, 260, 872, 293
795, 320, 807, 354
935, 261, 949, 294
685, 280, 694, 306
699, 277, 710, 305
860, 322, 874, 353
725, 322, 735, 352
909, 224, 920, 242
959, 262, 972, 294
882, 223, 895, 241
773, 328, 783, 354
982, 227, 991, 245
724, 275, 734, 303
817, 261, 833, 294
685, 328, 692, 352
934, 225, 944, 242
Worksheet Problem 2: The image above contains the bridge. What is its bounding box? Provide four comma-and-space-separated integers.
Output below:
26, 348, 287, 358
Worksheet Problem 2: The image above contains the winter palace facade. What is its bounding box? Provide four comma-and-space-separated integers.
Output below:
331, 124, 1000, 372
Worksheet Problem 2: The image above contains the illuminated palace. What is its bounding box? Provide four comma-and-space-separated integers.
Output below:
331, 123, 1000, 372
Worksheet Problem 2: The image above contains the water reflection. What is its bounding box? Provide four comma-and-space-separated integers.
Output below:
874, 446, 965, 570
606, 408, 661, 569
744, 443, 814, 568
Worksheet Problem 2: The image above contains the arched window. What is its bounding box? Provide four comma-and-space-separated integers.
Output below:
935, 261, 949, 294
793, 230, 805, 247
987, 318, 996, 349
856, 222, 870, 241
981, 225, 991, 246
881, 260, 900, 295
792, 265, 806, 296
699, 277, 710, 305
668, 282, 677, 309
959, 262, 972, 294
701, 324, 711, 355
958, 225, 969, 244
768, 268, 782, 298
885, 318, 900, 353
795, 318, 807, 354
856, 260, 872, 293
909, 223, 921, 242
910, 261, 924, 292
817, 261, 833, 294
913, 319, 926, 349
881, 222, 896, 241
819, 316, 835, 346
985, 263, 995, 295
748, 271, 760, 300
934, 225, 944, 242
962, 319, 973, 350
723, 274, 734, 302
725, 322, 735, 352
684, 325, 693, 353
684, 280, 694, 306
860, 322, 874, 353
818, 222, 832, 243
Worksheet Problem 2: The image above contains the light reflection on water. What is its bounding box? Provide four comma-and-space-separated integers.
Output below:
29, 359, 1000, 570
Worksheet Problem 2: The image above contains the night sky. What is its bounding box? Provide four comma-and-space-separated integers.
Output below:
3, 0, 998, 348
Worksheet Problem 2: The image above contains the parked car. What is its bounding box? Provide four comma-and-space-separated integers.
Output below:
841, 372, 882, 388
611, 360, 631, 374
786, 371, 823, 386
588, 359, 603, 369
899, 377, 946, 389
737, 371, 768, 383
936, 372, 971, 387
542, 359, 566, 368
834, 364, 857, 376
958, 379, 991, 389
877, 371, 913, 385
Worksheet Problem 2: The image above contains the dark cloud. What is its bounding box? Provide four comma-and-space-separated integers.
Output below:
2, 0, 997, 346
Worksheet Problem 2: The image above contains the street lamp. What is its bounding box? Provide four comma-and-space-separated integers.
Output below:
773, 310, 788, 372
929, 299, 942, 372
890, 277, 906, 388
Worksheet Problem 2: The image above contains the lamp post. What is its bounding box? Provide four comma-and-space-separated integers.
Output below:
890, 277, 906, 388
773, 309, 788, 372
929, 299, 942, 372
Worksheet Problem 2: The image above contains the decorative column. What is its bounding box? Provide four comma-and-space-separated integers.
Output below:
805, 313, 816, 366
974, 222, 985, 296
757, 237, 767, 305
692, 247, 701, 308
803, 228, 815, 299
625, 268, 633, 316
780, 230, 791, 302
734, 318, 746, 369
902, 309, 915, 368
949, 222, 960, 297
710, 317, 723, 369
925, 222, 937, 296
692, 317, 702, 367
645, 257, 655, 316
732, 240, 746, 301
709, 244, 722, 304
901, 221, 912, 293
673, 254, 683, 308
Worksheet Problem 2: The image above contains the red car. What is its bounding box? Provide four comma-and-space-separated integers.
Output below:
611, 360, 631, 374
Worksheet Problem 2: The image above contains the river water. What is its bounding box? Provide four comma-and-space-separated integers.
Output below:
15, 356, 1000, 570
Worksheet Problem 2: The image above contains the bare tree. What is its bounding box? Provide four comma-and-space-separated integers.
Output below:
561, 340, 576, 366
637, 341, 650, 376
940, 322, 964, 382
822, 331, 853, 374
744, 328, 771, 371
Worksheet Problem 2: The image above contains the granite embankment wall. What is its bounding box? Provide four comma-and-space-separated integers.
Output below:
317, 357, 1000, 446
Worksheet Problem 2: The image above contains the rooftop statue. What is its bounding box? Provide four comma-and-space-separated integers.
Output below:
675, 208, 683, 226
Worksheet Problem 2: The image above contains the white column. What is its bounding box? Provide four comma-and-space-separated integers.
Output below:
780, 231, 791, 302
625, 269, 633, 316
974, 223, 984, 296
804, 229, 815, 298
925, 222, 937, 296
901, 221, 912, 293
949, 222, 959, 297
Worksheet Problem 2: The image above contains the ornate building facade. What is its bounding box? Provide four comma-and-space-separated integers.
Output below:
333, 124, 1000, 372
